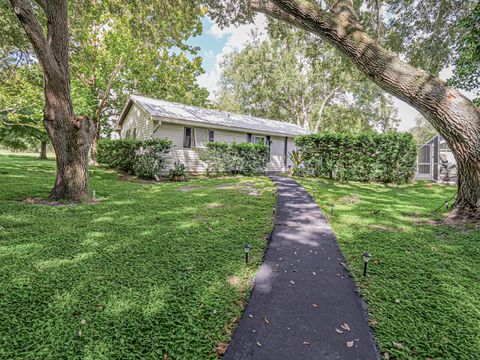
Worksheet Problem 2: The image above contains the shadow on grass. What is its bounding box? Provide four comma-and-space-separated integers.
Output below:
0, 154, 275, 359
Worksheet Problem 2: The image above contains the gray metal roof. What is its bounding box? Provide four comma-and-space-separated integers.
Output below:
121, 95, 310, 137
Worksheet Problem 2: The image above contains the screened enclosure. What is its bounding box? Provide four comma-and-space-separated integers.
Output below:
415, 135, 457, 182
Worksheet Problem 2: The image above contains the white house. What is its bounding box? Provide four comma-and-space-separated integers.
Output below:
115, 95, 309, 174
415, 134, 457, 182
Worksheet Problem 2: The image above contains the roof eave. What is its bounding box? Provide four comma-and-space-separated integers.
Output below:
152, 115, 308, 137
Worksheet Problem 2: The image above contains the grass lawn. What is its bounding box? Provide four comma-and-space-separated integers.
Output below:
0, 154, 275, 359
298, 178, 480, 360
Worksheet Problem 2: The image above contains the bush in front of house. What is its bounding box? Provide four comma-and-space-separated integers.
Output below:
295, 132, 417, 183
202, 142, 269, 176
98, 138, 172, 179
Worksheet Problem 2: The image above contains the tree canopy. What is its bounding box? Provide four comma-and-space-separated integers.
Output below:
0, 0, 209, 140
217, 22, 399, 133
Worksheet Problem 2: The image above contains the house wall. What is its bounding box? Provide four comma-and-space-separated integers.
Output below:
119, 104, 297, 174
119, 104, 153, 139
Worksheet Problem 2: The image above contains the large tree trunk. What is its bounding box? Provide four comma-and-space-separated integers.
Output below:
252, 0, 480, 219
38, 140, 47, 160
10, 0, 95, 201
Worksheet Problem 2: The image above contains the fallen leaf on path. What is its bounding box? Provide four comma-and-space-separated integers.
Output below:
303, 341, 310, 345
346, 341, 354, 348
256, 341, 262, 347
335, 328, 343, 334
312, 304, 319, 308
290, 280, 295, 285
341, 323, 351, 331
264, 316, 270, 325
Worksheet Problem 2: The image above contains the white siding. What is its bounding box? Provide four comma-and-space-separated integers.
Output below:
120, 104, 154, 140
120, 109, 299, 174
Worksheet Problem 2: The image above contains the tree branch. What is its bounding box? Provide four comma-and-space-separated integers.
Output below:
9, 0, 63, 79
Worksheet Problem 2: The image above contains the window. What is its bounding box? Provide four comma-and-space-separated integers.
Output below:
254, 136, 265, 145
184, 127, 192, 148
208, 129, 215, 142
246, 133, 253, 143
266, 136, 271, 160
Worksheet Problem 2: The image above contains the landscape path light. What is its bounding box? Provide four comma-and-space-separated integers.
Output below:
244, 243, 251, 264
363, 252, 371, 277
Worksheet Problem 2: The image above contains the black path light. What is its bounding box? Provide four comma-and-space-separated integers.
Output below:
363, 252, 371, 276
244, 244, 251, 264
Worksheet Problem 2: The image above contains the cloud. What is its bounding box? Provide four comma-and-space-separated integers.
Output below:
198, 14, 267, 98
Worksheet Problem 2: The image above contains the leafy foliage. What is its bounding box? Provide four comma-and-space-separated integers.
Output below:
97, 138, 172, 179
202, 142, 269, 176
168, 161, 189, 181
295, 132, 417, 183
218, 23, 399, 133
0, 154, 275, 359
0, 65, 48, 151
449, 3, 480, 105
288, 150, 304, 176
133, 139, 173, 179
409, 117, 437, 145
0, 1, 209, 141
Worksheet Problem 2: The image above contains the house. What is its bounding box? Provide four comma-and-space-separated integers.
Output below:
115, 95, 309, 174
415, 134, 457, 182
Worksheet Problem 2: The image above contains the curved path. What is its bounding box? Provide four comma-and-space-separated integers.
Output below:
224, 176, 380, 360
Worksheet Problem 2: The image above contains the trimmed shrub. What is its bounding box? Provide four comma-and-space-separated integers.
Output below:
98, 138, 172, 179
202, 142, 269, 176
295, 132, 417, 183
97, 138, 140, 173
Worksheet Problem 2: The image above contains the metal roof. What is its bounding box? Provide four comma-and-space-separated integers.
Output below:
118, 95, 310, 137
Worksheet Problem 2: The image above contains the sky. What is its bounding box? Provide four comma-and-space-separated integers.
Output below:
186, 15, 475, 132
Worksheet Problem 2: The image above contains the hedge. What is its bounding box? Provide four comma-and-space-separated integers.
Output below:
201, 142, 269, 176
97, 138, 172, 179
294, 132, 417, 183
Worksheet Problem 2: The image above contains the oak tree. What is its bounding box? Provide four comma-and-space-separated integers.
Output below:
208, 0, 480, 218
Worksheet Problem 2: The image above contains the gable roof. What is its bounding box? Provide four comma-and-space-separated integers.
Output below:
117, 95, 310, 137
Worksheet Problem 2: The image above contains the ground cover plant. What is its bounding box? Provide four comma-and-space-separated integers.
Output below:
298, 178, 480, 359
0, 154, 275, 359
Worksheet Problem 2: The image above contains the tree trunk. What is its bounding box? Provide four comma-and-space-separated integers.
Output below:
252, 0, 480, 219
38, 140, 47, 159
89, 119, 101, 164
10, 0, 95, 202
44, 108, 94, 202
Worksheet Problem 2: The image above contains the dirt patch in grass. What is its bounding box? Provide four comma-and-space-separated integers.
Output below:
21, 197, 100, 206
206, 202, 224, 209
216, 182, 261, 196
340, 193, 361, 204
179, 185, 202, 192
367, 224, 400, 232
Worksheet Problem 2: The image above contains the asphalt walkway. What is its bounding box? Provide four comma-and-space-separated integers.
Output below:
224, 176, 379, 360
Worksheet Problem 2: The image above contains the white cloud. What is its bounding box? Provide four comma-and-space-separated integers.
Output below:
199, 14, 267, 98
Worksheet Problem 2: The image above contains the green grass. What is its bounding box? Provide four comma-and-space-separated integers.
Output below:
0, 154, 275, 359
298, 178, 480, 360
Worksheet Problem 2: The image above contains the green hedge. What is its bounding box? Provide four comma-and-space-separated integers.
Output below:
202, 142, 269, 176
295, 132, 417, 183
97, 138, 172, 179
